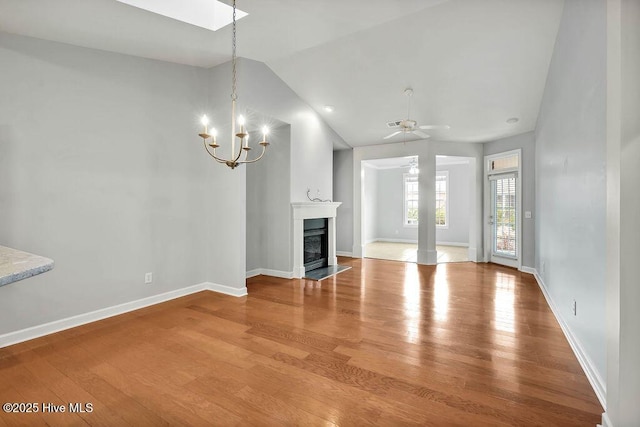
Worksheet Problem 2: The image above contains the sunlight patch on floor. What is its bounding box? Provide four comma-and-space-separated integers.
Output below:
364, 242, 469, 263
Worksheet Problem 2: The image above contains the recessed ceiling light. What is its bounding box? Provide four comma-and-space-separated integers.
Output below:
506, 117, 519, 124
115, 0, 248, 31
323, 105, 335, 113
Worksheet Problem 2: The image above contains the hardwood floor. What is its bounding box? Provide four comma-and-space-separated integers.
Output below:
0, 258, 603, 426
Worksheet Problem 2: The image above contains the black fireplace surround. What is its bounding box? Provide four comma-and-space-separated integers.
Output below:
303, 218, 328, 272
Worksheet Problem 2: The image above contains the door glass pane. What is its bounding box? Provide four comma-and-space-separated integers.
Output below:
493, 177, 517, 257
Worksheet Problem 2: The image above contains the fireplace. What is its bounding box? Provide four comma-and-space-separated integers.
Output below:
304, 218, 328, 272
291, 202, 341, 279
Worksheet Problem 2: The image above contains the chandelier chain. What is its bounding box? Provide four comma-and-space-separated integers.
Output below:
231, 0, 237, 101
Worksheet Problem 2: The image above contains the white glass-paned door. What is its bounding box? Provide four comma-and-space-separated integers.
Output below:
490, 176, 518, 267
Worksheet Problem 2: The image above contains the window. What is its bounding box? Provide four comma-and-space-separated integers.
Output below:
403, 174, 418, 226
435, 172, 448, 227
489, 154, 518, 172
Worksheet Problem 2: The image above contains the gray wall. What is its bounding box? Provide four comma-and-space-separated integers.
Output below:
375, 167, 418, 243
435, 162, 471, 245
333, 149, 353, 254
0, 34, 345, 336
246, 125, 292, 273
233, 59, 344, 203
205, 61, 248, 289
535, 0, 606, 396
362, 164, 378, 244
360, 162, 471, 246
207, 59, 344, 277
484, 132, 536, 268
0, 33, 218, 334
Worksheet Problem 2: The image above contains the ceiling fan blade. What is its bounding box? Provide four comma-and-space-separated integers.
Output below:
413, 130, 431, 139
383, 131, 402, 140
419, 125, 450, 130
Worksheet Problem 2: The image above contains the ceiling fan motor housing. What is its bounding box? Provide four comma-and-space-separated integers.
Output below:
400, 119, 417, 129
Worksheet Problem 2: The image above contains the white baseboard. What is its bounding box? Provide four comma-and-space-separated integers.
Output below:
436, 241, 469, 247
532, 270, 607, 410
0, 281, 245, 349
207, 282, 248, 297
293, 266, 306, 279
336, 251, 353, 257
374, 238, 418, 244
352, 244, 365, 258
519, 266, 536, 275
246, 268, 293, 279
600, 412, 612, 427
246, 269, 262, 279
468, 247, 478, 262
418, 249, 437, 265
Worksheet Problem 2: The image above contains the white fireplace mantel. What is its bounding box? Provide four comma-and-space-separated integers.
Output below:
291, 202, 341, 278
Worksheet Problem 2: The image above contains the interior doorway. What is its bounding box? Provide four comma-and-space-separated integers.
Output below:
361, 156, 419, 263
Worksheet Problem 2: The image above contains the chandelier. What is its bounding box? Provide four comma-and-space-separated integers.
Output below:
198, 0, 269, 169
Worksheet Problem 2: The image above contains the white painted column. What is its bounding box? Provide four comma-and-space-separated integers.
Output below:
417, 147, 437, 265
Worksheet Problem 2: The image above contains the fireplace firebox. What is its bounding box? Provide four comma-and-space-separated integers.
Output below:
303, 218, 328, 272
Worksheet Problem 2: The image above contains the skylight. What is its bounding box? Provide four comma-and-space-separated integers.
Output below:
116, 0, 248, 31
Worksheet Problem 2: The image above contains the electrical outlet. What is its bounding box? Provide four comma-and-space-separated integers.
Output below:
572, 299, 577, 316
145, 272, 153, 284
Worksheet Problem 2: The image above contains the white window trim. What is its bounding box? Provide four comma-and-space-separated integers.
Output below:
435, 171, 449, 229
403, 173, 419, 228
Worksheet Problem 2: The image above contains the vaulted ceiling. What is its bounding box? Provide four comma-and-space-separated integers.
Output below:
0, 0, 564, 148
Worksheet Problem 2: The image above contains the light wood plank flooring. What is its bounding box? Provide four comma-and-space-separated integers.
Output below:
436, 245, 469, 263
0, 258, 602, 426
365, 242, 469, 263
365, 241, 418, 262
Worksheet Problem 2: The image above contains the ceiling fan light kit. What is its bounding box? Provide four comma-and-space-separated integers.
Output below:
383, 88, 450, 141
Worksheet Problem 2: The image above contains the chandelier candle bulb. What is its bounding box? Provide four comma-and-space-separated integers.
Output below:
201, 115, 209, 134
238, 115, 245, 132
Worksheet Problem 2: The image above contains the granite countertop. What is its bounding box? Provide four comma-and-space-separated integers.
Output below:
0, 245, 54, 287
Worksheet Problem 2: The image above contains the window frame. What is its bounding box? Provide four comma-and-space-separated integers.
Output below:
403, 173, 419, 228
435, 171, 449, 229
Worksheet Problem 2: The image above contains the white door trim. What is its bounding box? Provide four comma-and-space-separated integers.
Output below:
484, 149, 522, 270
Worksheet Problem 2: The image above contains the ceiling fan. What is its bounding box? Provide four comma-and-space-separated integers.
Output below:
383, 88, 450, 140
